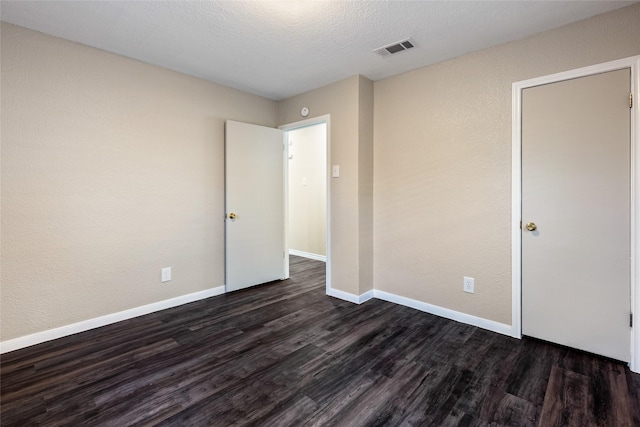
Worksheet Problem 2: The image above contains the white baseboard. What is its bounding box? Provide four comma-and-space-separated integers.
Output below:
0, 286, 225, 354
373, 290, 514, 337
289, 249, 327, 262
325, 287, 512, 337
326, 287, 373, 304
2, 284, 515, 354
358, 290, 374, 304
326, 287, 361, 304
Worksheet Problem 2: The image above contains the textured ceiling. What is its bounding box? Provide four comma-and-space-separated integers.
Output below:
1, 1, 636, 100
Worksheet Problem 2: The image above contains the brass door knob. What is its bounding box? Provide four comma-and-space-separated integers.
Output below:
525, 222, 537, 231
228, 212, 237, 219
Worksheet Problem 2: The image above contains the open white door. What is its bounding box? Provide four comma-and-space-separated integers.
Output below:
225, 120, 285, 292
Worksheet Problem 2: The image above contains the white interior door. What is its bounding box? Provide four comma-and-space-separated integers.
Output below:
225, 120, 285, 292
521, 69, 631, 362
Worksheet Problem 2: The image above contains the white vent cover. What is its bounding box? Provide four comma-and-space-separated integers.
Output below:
373, 38, 415, 57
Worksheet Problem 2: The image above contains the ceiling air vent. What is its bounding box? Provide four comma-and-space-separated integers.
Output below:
373, 38, 415, 57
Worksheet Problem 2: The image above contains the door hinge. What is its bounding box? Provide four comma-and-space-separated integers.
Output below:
631, 313, 633, 328
519, 220, 522, 230
630, 92, 633, 109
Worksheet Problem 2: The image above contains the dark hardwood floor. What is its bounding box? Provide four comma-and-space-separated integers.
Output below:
2, 256, 639, 426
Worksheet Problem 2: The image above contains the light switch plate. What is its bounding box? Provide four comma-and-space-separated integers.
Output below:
332, 165, 340, 178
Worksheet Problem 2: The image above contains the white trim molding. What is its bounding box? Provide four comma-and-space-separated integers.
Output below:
325, 287, 512, 337
512, 55, 640, 373
289, 249, 327, 262
374, 290, 514, 337
0, 286, 225, 354
326, 288, 374, 304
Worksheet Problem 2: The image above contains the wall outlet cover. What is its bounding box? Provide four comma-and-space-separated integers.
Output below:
463, 276, 474, 293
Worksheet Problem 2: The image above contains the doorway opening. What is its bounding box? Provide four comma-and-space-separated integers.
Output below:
280, 116, 330, 292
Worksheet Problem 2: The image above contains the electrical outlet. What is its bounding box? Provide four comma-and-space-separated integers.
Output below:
161, 267, 172, 283
463, 276, 474, 294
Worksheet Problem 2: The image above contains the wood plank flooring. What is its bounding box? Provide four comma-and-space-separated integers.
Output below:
1, 256, 639, 426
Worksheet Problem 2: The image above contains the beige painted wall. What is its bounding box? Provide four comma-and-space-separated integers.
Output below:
278, 75, 374, 295
288, 124, 327, 256
0, 23, 277, 341
373, 4, 640, 325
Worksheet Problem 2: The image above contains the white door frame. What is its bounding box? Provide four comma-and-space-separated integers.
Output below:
512, 55, 640, 372
279, 115, 331, 293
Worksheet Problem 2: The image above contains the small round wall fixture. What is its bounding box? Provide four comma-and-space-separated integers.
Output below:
300, 107, 310, 117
